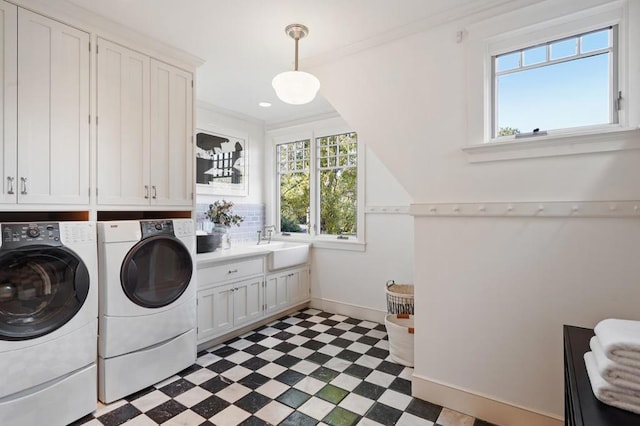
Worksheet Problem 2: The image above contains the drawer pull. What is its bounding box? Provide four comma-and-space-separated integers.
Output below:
228, 269, 238, 274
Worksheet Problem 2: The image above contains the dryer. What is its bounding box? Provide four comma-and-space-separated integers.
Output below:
97, 219, 196, 403
0, 221, 98, 426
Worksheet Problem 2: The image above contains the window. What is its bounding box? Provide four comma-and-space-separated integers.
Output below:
276, 132, 359, 239
492, 26, 618, 138
463, 0, 640, 162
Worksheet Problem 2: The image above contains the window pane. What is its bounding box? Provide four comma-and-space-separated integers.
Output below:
280, 171, 309, 233
523, 46, 546, 66
496, 52, 520, 72
550, 38, 577, 60
581, 29, 610, 53
319, 168, 357, 236
496, 53, 610, 133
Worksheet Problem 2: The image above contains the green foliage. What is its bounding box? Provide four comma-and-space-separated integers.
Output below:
205, 200, 243, 227
320, 168, 357, 235
280, 172, 309, 233
498, 127, 520, 136
280, 215, 302, 232
278, 133, 358, 236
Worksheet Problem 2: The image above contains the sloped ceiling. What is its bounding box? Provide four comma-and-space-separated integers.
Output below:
66, 0, 501, 125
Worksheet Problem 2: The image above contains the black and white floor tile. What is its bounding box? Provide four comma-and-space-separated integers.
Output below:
72, 309, 496, 426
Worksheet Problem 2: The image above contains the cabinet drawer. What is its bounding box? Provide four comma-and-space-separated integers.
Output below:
198, 257, 264, 287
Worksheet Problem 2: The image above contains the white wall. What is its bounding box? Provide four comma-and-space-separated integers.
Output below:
311, 0, 640, 422
196, 101, 266, 205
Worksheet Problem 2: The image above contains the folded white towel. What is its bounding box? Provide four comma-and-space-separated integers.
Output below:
585, 351, 640, 415
591, 336, 640, 392
595, 319, 640, 369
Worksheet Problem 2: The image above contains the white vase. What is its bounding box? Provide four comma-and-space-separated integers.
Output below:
213, 224, 230, 250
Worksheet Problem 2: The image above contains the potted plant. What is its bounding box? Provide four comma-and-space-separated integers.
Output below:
197, 200, 244, 253
205, 200, 244, 228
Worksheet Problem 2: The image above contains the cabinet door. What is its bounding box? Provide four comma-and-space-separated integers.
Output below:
0, 1, 16, 205
265, 274, 289, 315
196, 287, 216, 343
17, 9, 89, 205
287, 267, 310, 305
150, 59, 193, 206
234, 277, 263, 327
298, 266, 310, 303
211, 283, 234, 336
286, 270, 301, 304
96, 38, 150, 205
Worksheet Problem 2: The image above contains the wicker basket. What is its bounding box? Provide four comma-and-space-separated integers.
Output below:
385, 280, 414, 314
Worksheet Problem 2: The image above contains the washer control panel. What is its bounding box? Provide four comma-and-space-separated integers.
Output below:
1, 223, 62, 249
140, 220, 175, 239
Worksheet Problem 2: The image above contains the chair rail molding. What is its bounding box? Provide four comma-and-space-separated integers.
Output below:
410, 201, 640, 218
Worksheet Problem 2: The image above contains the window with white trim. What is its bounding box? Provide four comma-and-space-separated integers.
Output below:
276, 132, 359, 239
492, 26, 618, 139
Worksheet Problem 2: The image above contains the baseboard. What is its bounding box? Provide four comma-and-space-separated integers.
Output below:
197, 302, 310, 352
412, 373, 563, 426
309, 297, 386, 323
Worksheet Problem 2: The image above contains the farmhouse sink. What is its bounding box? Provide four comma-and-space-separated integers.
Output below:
255, 242, 310, 271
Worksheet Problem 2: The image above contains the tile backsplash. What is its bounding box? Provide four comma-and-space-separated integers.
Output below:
195, 202, 265, 246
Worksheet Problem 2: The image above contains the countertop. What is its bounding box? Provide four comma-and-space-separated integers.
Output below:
196, 245, 272, 266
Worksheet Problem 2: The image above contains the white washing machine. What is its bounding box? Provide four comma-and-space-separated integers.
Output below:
97, 219, 196, 403
0, 221, 98, 426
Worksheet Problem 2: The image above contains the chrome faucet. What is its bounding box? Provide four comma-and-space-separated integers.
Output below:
257, 225, 276, 244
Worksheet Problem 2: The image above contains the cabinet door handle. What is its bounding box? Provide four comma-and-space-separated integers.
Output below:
228, 269, 238, 274
6, 177, 14, 195
20, 177, 27, 195
152, 185, 157, 199
144, 185, 149, 199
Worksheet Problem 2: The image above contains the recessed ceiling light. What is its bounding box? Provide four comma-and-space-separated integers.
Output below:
259, 102, 272, 108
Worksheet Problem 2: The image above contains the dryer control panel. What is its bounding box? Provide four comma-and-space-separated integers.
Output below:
1, 223, 62, 249
140, 220, 175, 239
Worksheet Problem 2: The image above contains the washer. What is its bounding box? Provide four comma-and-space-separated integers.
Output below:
97, 219, 196, 403
0, 221, 98, 426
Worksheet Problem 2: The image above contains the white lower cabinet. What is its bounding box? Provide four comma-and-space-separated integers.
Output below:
197, 276, 263, 344
197, 256, 310, 345
265, 266, 310, 315
234, 277, 264, 327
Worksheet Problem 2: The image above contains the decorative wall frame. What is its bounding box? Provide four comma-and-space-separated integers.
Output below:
195, 127, 248, 196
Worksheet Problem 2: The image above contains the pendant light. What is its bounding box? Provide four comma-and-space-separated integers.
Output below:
272, 24, 320, 105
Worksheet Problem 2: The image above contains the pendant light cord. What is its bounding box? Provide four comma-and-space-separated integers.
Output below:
294, 36, 299, 71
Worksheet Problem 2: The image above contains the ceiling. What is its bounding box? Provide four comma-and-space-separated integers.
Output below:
67, 0, 485, 125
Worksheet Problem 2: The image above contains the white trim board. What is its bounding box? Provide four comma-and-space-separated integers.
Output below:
365, 205, 410, 215
412, 374, 563, 426
410, 201, 640, 218
309, 297, 386, 324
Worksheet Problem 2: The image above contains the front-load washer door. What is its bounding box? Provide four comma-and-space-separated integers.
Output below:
120, 236, 193, 308
0, 247, 90, 341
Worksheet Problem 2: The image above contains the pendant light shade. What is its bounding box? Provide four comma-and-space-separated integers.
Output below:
272, 24, 320, 105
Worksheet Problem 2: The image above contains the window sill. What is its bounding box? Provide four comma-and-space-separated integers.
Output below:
462, 126, 640, 163
272, 235, 366, 252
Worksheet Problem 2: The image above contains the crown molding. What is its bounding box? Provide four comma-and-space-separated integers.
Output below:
304, 0, 548, 70
197, 100, 265, 127
266, 111, 342, 132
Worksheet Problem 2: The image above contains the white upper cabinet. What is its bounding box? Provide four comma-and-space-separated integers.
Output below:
150, 59, 193, 206
0, 7, 89, 206
0, 1, 17, 205
96, 38, 150, 206
97, 39, 193, 208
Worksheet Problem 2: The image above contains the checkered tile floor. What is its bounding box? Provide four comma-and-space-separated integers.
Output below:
72, 309, 495, 426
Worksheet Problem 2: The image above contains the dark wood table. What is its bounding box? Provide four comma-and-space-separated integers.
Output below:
564, 325, 640, 425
